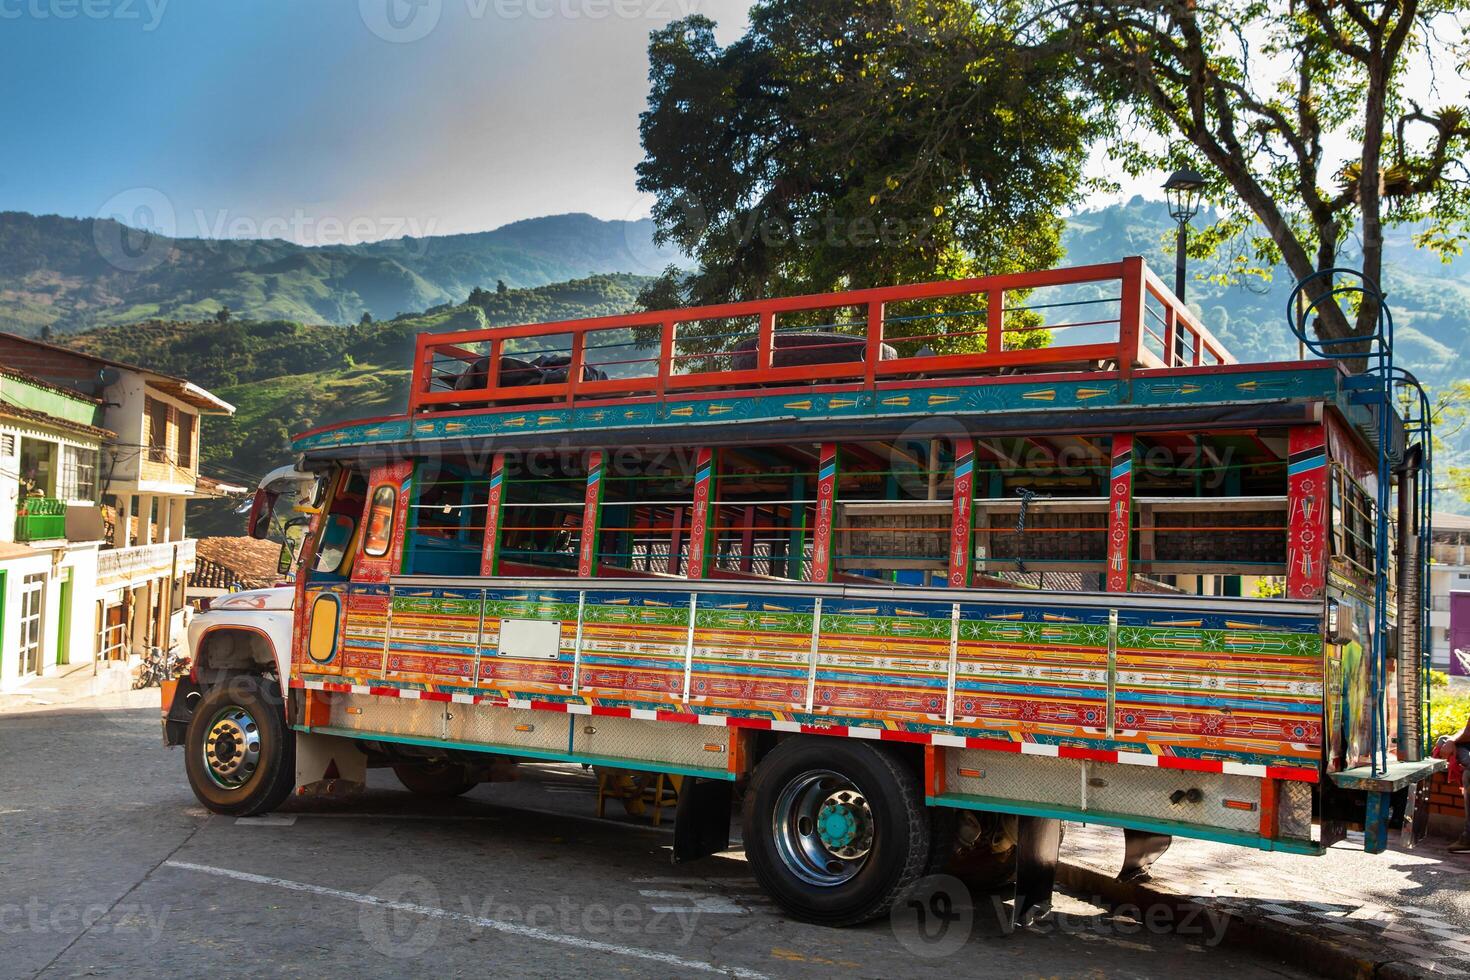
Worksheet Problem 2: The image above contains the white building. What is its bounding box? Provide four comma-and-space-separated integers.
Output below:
0, 366, 109, 690
1429, 513, 1470, 675
0, 334, 235, 688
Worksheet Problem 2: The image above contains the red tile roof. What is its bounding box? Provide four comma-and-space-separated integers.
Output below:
191, 536, 282, 589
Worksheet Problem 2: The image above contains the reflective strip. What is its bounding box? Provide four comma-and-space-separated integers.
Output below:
289, 677, 1319, 783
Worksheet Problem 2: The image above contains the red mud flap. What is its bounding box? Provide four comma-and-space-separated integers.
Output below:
161, 679, 202, 747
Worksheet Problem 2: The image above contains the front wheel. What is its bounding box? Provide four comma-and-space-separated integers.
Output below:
742, 738, 930, 926
184, 676, 295, 817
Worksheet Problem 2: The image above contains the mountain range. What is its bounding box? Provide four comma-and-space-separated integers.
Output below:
0, 210, 680, 333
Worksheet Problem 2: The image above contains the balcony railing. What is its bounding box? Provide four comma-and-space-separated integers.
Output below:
15, 497, 66, 543
97, 538, 197, 585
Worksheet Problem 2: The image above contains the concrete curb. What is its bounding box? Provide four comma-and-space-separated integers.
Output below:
1056, 859, 1433, 980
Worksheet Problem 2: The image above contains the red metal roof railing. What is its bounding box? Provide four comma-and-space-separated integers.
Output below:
408, 256, 1235, 414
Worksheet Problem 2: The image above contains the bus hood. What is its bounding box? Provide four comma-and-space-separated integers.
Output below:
208, 587, 295, 612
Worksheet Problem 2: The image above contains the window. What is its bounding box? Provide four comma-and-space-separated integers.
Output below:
0, 432, 14, 457
177, 411, 195, 470
406, 460, 495, 576
363, 485, 395, 556
315, 514, 356, 573
1333, 467, 1376, 572
145, 396, 168, 463
59, 446, 97, 501
18, 437, 55, 497
589, 450, 698, 577
300, 470, 367, 584
98, 602, 127, 661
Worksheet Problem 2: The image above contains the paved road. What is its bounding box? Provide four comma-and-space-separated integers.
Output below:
0, 691, 1311, 979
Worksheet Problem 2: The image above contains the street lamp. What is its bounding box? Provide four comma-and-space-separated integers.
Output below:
1163, 167, 1207, 301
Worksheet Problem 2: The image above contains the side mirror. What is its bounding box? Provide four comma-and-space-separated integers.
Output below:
246, 488, 279, 539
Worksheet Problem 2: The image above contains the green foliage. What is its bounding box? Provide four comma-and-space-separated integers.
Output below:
637, 1, 1096, 309
1055, 0, 1470, 345
1252, 577, 1285, 598
1431, 688, 1470, 741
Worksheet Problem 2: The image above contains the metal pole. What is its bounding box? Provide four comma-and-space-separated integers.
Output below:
1173, 218, 1188, 301
1173, 217, 1189, 366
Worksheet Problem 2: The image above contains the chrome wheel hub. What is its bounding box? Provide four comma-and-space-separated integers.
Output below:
203, 707, 261, 789
772, 770, 874, 886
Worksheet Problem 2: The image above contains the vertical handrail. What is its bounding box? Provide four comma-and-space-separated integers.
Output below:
656, 316, 675, 396
804, 596, 823, 712
986, 289, 1003, 354
571, 589, 587, 694
757, 309, 775, 372
566, 331, 585, 403
1117, 257, 1145, 396
863, 300, 882, 386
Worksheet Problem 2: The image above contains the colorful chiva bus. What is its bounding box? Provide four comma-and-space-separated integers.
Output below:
169, 257, 1439, 926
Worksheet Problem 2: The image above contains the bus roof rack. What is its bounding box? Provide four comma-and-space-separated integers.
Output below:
408, 258, 1236, 414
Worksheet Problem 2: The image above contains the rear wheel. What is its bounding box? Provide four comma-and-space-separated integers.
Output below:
184, 676, 295, 817
742, 738, 929, 926
393, 761, 479, 798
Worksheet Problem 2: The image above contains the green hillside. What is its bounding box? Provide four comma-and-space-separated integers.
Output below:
0, 211, 679, 334
64, 274, 652, 534
1060, 198, 1470, 386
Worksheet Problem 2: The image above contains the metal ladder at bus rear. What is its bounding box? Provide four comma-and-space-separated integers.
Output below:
1287, 270, 1431, 776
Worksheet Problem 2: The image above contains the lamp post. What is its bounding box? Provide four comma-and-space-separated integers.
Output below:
1163, 167, 1207, 301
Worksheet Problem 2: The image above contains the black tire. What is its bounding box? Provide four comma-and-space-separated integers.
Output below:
742, 738, 930, 926
184, 676, 295, 817
393, 761, 479, 798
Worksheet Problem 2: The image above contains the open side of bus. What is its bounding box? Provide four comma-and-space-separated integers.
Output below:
170, 258, 1441, 927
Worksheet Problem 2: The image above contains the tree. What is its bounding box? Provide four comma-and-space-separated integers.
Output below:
38, 324, 53, 342
1053, 0, 1470, 347
215, 305, 231, 324
359, 311, 374, 326
496, 279, 508, 294
637, 0, 1097, 323
467, 286, 491, 308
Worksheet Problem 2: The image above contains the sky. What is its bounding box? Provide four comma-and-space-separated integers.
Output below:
6, 2, 1456, 246
0, 0, 756, 243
